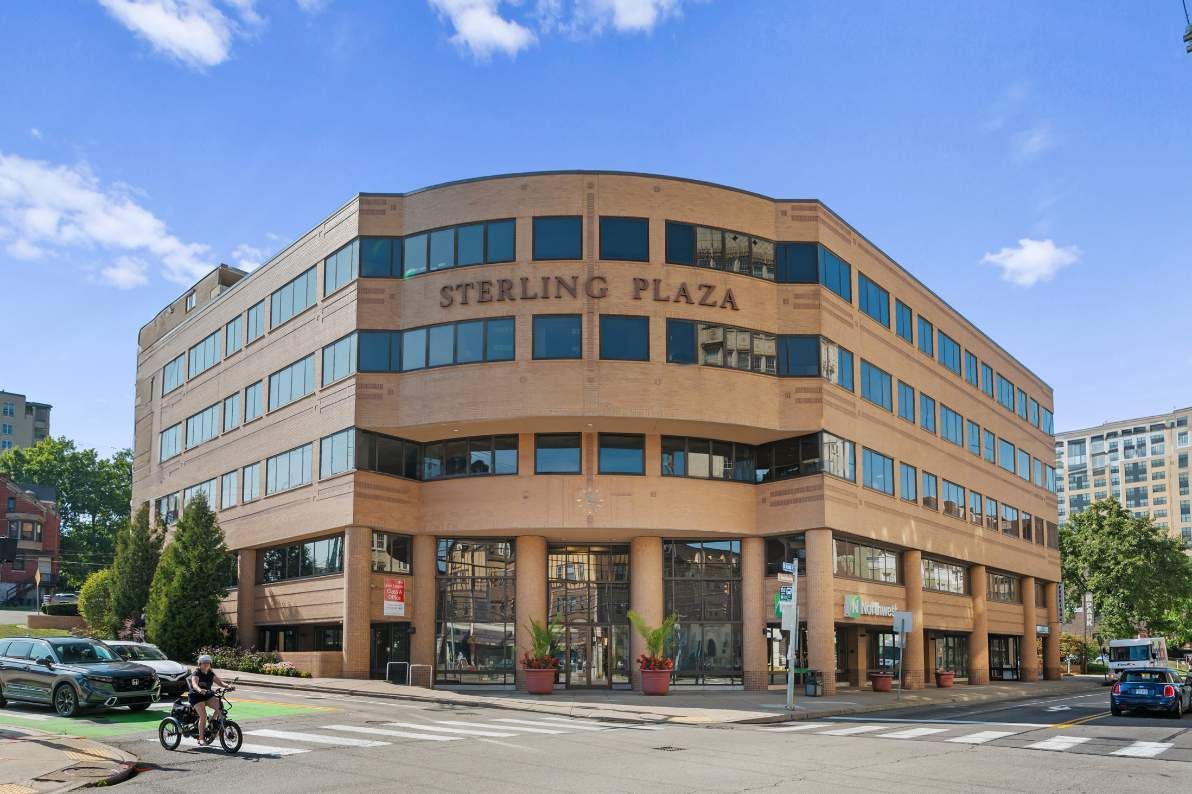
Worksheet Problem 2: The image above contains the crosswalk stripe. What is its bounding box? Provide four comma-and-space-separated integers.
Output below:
435, 720, 568, 735
324, 725, 461, 742
817, 725, 885, 736
1026, 736, 1092, 752
384, 722, 518, 738
142, 738, 310, 756
246, 729, 388, 747
1111, 741, 1172, 758
0, 708, 52, 721
494, 718, 607, 732
878, 728, 949, 739
536, 717, 662, 731
760, 723, 832, 733
947, 731, 1015, 744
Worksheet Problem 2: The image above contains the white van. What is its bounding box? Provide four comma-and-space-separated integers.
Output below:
1108, 637, 1168, 675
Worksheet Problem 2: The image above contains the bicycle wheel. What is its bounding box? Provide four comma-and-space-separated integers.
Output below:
158, 718, 183, 751
218, 720, 243, 753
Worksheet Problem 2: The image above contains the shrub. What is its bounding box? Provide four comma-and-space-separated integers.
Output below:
79, 569, 118, 636
41, 601, 79, 616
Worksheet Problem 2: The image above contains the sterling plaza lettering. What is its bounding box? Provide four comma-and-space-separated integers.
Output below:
439, 275, 740, 310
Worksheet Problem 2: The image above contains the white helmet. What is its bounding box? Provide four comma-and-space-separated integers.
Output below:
197, 654, 213, 665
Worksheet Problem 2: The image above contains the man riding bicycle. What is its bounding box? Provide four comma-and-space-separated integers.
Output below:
188, 654, 231, 745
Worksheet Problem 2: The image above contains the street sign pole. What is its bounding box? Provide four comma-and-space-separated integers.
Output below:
892, 611, 913, 702
782, 560, 799, 711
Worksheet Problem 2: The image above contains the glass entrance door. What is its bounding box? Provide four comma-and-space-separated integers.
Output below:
548, 544, 630, 688
370, 623, 410, 680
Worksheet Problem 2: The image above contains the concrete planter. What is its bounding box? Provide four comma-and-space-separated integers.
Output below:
871, 672, 894, 692
640, 669, 672, 696
523, 668, 556, 694
935, 670, 955, 688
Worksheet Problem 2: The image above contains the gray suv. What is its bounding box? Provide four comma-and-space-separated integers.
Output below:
0, 637, 159, 717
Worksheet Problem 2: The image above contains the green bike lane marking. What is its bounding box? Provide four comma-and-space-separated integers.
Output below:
0, 698, 331, 739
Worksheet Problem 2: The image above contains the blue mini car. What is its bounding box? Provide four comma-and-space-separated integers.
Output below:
1111, 668, 1192, 718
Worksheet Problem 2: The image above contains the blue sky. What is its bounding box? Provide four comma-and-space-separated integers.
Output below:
1, 1, 1189, 454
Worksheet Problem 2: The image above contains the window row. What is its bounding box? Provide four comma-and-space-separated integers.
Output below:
259, 535, 345, 583
662, 431, 856, 484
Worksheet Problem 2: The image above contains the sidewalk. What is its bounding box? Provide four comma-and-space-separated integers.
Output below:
218, 669, 1104, 726
0, 727, 135, 793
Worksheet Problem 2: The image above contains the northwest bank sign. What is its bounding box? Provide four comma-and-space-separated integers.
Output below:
439, 275, 740, 311
844, 594, 897, 619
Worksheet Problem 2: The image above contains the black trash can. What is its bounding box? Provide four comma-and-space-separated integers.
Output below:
804, 669, 823, 697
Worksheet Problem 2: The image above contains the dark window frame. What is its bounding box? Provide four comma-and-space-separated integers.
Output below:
598, 216, 650, 262
534, 433, 583, 475
532, 314, 583, 360
598, 314, 650, 361
597, 433, 646, 475
532, 215, 583, 261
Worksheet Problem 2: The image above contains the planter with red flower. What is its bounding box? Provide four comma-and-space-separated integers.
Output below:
521, 617, 560, 695
629, 610, 678, 696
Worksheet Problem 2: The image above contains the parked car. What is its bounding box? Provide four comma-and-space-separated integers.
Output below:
1110, 668, 1192, 718
42, 592, 78, 605
105, 641, 190, 696
0, 637, 159, 717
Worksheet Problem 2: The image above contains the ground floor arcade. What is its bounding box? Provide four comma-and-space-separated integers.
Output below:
226, 528, 1062, 694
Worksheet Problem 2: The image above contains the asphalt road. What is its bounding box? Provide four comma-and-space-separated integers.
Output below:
5, 684, 1189, 792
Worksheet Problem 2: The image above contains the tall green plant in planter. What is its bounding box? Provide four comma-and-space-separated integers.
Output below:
628, 610, 677, 695
521, 617, 560, 695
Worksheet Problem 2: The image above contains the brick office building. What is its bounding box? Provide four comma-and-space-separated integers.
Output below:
1, 477, 61, 605
131, 172, 1061, 692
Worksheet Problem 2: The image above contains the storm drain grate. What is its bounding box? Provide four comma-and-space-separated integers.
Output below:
652, 746, 686, 752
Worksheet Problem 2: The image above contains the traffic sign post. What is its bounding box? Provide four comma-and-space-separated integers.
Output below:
781, 562, 799, 711
892, 611, 913, 701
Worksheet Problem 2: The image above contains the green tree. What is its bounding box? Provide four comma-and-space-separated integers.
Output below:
78, 568, 118, 637
1061, 498, 1192, 641
110, 503, 164, 626
145, 494, 234, 661
0, 437, 132, 590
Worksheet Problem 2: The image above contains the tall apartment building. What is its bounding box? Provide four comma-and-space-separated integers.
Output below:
131, 172, 1061, 693
0, 391, 52, 451
1054, 408, 1192, 543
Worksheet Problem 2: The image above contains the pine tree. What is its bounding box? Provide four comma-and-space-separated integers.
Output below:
110, 503, 164, 627
145, 493, 234, 661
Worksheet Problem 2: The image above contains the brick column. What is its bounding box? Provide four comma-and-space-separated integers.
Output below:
236, 548, 256, 649
629, 536, 663, 690
903, 549, 925, 689
1044, 581, 1062, 680
804, 528, 837, 695
411, 534, 437, 687
514, 535, 547, 691
1021, 575, 1039, 682
342, 526, 372, 679
741, 536, 767, 691
968, 564, 989, 684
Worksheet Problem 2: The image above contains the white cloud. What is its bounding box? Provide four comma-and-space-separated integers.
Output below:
295, 0, 328, 13
1011, 123, 1054, 162
29, 128, 42, 140
101, 256, 150, 288
97, 0, 242, 68
981, 238, 1080, 287
230, 242, 267, 271
538, 0, 682, 34
0, 152, 212, 286
428, 0, 537, 58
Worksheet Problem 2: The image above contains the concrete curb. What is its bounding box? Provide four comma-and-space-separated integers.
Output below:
221, 670, 1102, 726
0, 730, 137, 792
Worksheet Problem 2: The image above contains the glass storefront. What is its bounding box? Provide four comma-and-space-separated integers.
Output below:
990, 634, 1022, 680
370, 623, 410, 679
547, 544, 631, 688
435, 539, 516, 685
933, 633, 968, 678
663, 540, 742, 684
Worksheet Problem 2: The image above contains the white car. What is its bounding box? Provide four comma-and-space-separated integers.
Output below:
105, 641, 191, 697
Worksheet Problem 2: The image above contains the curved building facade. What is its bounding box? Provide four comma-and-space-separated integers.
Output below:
132, 172, 1061, 693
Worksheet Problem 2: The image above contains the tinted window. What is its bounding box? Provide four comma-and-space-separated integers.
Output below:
361, 237, 400, 277
486, 318, 515, 361
403, 234, 428, 277
457, 224, 484, 266
665, 319, 696, 364
598, 434, 645, 474
429, 228, 455, 271
536, 434, 581, 473
533, 315, 582, 359
533, 216, 582, 260
777, 336, 819, 377
665, 221, 695, 265
6, 640, 31, 659
599, 217, 649, 261
775, 243, 818, 283
600, 315, 649, 361
486, 219, 516, 263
